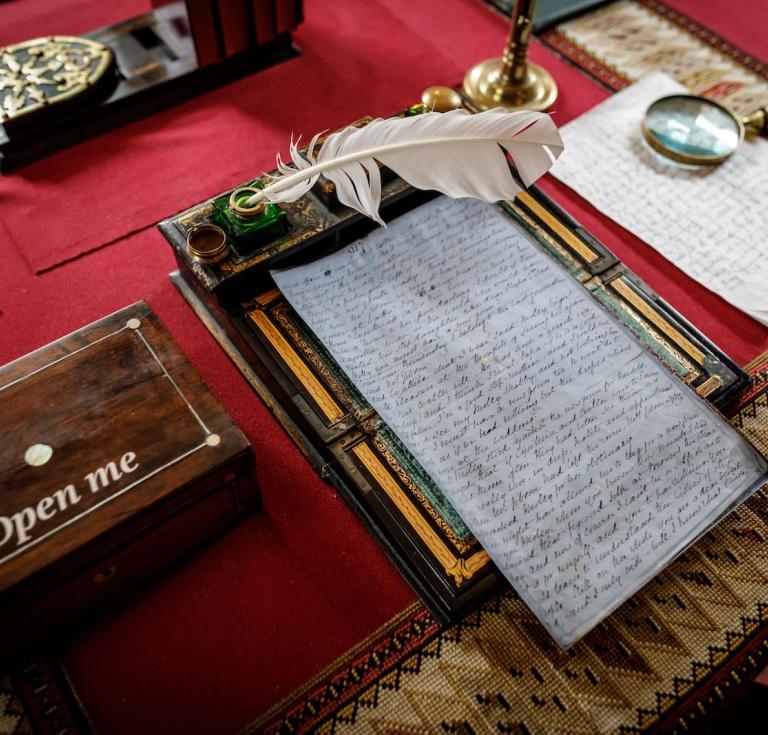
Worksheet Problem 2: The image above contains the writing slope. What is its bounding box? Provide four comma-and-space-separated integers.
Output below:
272, 197, 767, 647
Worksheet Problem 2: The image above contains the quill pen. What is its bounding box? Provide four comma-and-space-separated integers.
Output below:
245, 108, 563, 225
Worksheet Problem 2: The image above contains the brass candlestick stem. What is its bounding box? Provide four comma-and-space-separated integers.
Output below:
463, 0, 557, 111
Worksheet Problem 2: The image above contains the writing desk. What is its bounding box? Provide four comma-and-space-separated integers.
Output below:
0, 0, 766, 732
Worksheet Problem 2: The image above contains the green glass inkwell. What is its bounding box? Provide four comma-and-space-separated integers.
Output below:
404, 102, 425, 116
212, 180, 288, 257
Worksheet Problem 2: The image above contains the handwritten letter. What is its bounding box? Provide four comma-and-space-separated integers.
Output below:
551, 72, 768, 326
273, 197, 766, 646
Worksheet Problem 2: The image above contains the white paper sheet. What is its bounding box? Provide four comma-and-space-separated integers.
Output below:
551, 71, 768, 326
272, 197, 766, 646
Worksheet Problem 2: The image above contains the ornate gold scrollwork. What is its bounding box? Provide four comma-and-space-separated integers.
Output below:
0, 36, 113, 125
445, 559, 472, 586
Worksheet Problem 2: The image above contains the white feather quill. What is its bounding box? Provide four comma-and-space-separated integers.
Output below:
246, 108, 563, 225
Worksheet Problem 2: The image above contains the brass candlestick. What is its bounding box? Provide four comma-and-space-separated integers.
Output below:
463, 0, 557, 111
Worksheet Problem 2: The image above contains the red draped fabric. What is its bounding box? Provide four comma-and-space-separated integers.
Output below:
0, 1, 765, 733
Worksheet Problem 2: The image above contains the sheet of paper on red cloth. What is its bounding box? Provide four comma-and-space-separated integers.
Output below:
551, 72, 768, 327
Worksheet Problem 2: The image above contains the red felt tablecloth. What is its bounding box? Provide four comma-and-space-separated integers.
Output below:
1, 1, 766, 734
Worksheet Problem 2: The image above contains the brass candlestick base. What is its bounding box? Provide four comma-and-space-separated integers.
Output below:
462, 0, 557, 112
463, 58, 557, 111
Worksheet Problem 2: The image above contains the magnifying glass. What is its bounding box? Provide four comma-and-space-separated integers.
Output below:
642, 94, 768, 165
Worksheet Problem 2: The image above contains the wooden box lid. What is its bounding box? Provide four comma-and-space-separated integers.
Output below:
0, 302, 252, 597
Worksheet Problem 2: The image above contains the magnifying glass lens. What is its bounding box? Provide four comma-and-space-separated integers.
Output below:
645, 95, 741, 161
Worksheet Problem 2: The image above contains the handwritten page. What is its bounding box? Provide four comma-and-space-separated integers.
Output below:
551, 71, 768, 326
272, 197, 766, 647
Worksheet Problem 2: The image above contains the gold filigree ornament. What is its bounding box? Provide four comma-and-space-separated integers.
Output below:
0, 36, 114, 128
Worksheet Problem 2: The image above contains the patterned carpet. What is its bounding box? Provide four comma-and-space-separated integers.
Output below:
249, 352, 768, 734
0, 658, 89, 735
539, 0, 768, 115
0, 673, 30, 735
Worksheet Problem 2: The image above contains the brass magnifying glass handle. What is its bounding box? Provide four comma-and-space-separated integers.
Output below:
742, 106, 768, 133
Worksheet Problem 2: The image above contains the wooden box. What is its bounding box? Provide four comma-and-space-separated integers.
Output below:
0, 302, 258, 650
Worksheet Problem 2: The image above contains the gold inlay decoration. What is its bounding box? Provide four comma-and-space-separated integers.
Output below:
372, 434, 476, 555
696, 375, 724, 398
273, 305, 373, 422
255, 289, 281, 307
507, 202, 585, 278
515, 191, 599, 263
219, 229, 317, 275
0, 36, 113, 123
465, 551, 490, 576
352, 442, 489, 585
610, 277, 706, 365
178, 204, 215, 230
609, 289, 699, 382
248, 309, 345, 423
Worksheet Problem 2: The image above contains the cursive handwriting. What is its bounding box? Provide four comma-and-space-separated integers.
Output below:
273, 197, 766, 646
552, 72, 768, 326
